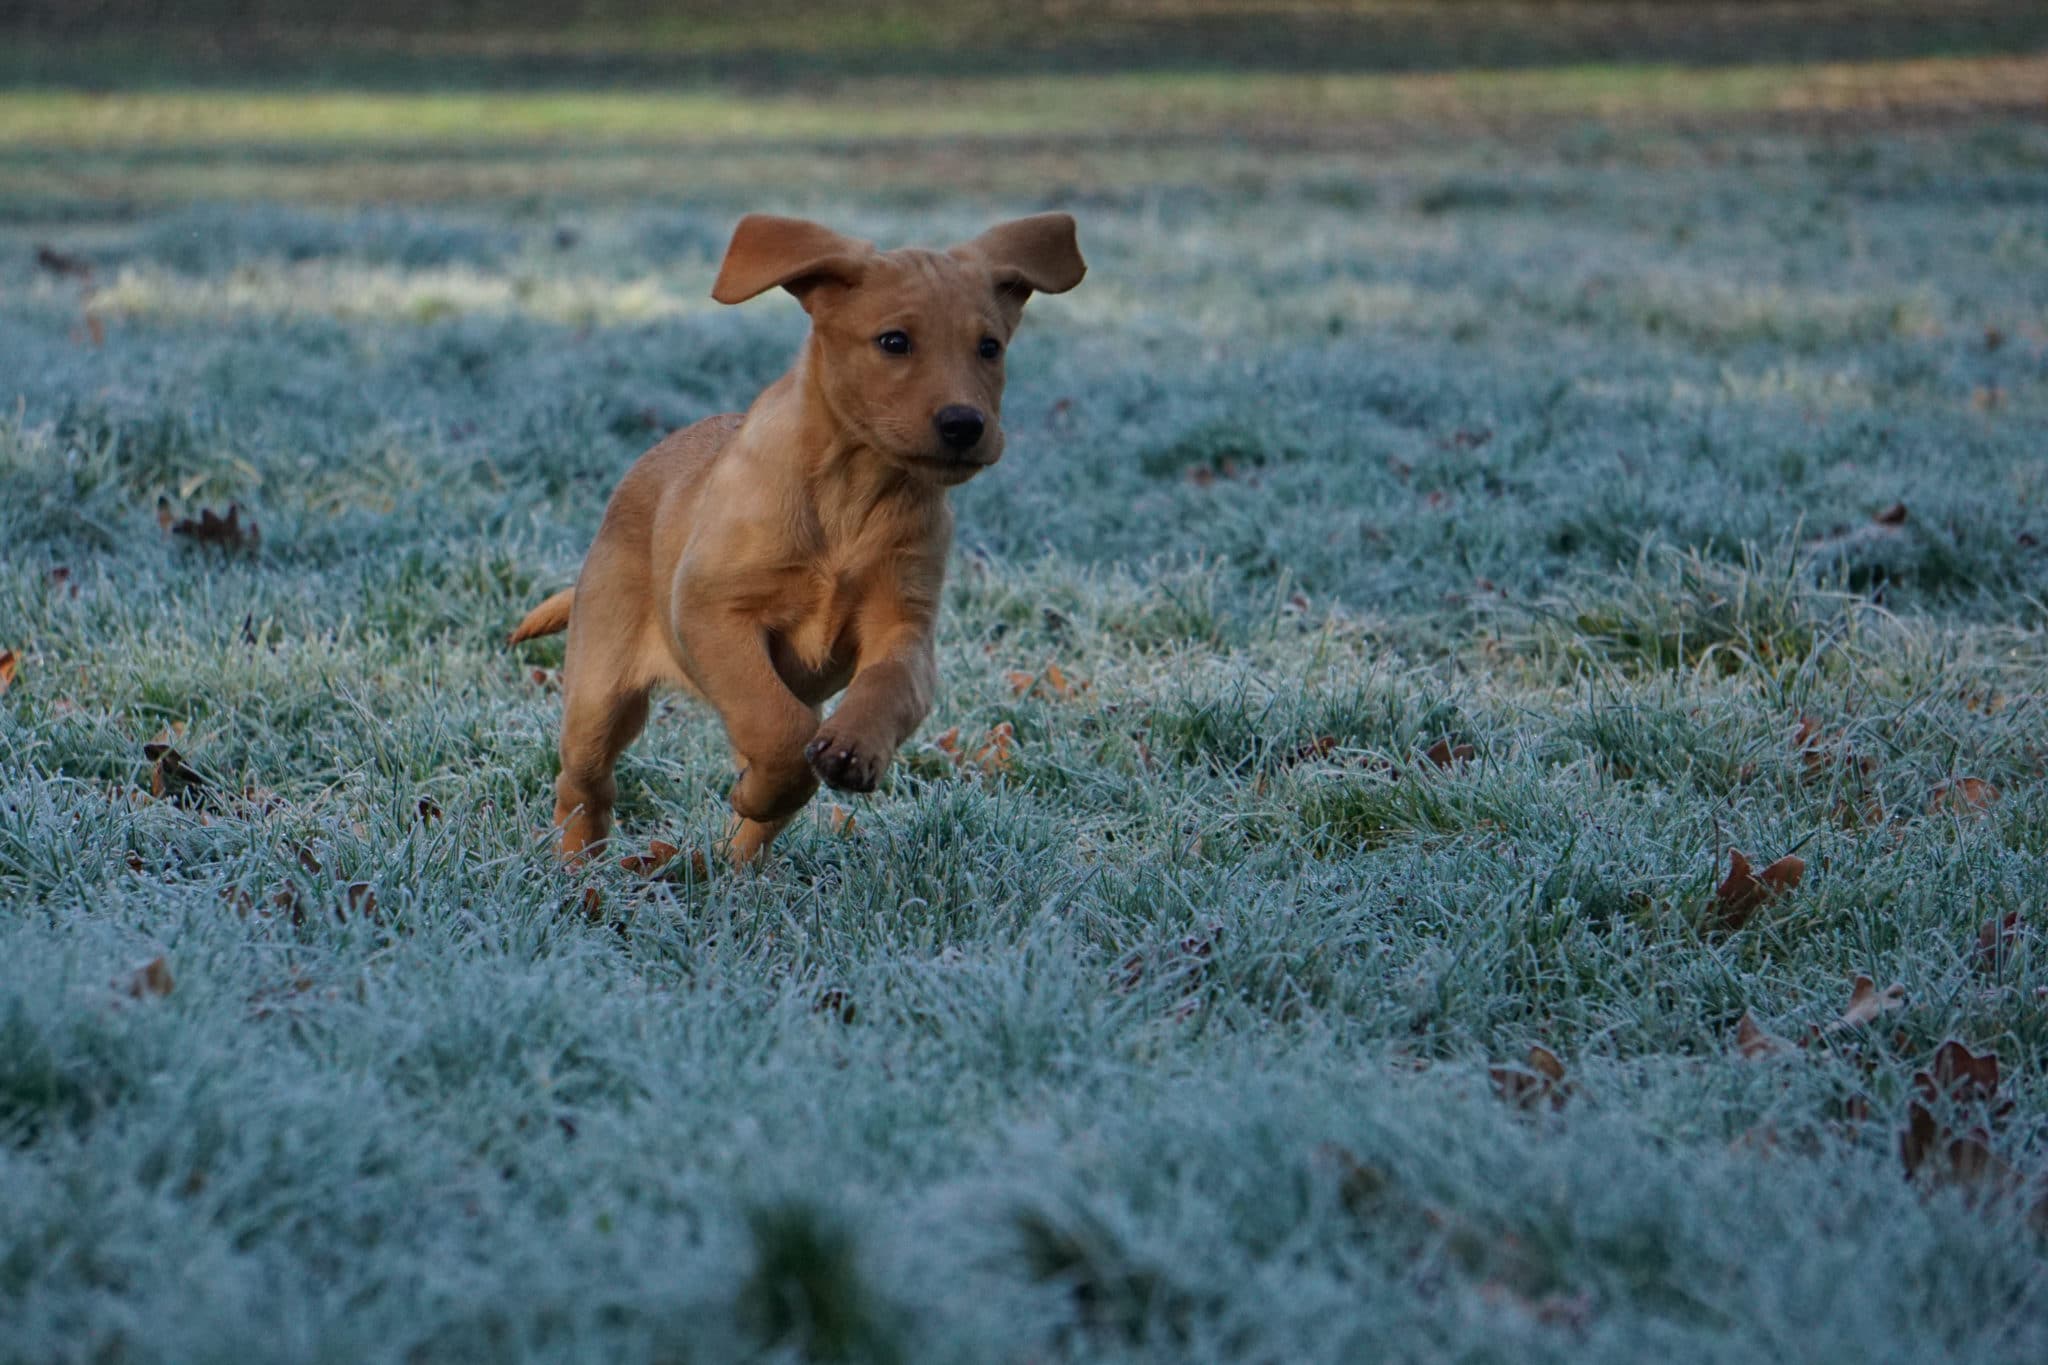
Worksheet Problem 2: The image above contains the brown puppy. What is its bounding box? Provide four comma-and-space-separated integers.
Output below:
510, 212, 1085, 865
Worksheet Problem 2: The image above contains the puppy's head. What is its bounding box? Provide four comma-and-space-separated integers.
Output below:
712, 213, 1085, 486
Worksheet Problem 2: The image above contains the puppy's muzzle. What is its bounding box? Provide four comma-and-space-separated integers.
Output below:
933, 405, 986, 453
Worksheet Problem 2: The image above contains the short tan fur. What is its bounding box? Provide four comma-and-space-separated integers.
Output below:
510, 212, 1085, 865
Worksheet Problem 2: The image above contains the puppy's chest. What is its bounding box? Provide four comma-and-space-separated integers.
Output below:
777, 562, 874, 671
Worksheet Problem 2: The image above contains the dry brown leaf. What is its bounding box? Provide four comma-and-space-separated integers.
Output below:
579, 886, 604, 922
0, 648, 17, 694
1735, 1010, 1796, 1059
343, 882, 377, 920
1872, 501, 1909, 526
618, 838, 681, 876
1917, 1040, 2001, 1106
1713, 850, 1805, 930
143, 742, 212, 808
1490, 1044, 1570, 1111
121, 956, 174, 999
416, 796, 443, 824
824, 804, 857, 835
931, 725, 962, 759
1901, 1102, 2019, 1199
815, 987, 856, 1024
168, 503, 259, 552
1008, 662, 1088, 700
1290, 734, 1339, 764
1424, 737, 1477, 769
972, 721, 1016, 774
1835, 974, 1907, 1030
1975, 912, 2023, 974
268, 883, 306, 925
1928, 777, 1999, 817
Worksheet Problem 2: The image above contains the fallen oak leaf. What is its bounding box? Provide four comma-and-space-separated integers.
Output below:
1490, 1044, 1571, 1111
972, 721, 1016, 774
1916, 1040, 2000, 1106
0, 648, 16, 694
1007, 662, 1089, 701
814, 987, 856, 1024
168, 503, 260, 552
824, 804, 857, 835
1974, 912, 2023, 975
1735, 1010, 1796, 1060
1901, 1102, 2021, 1202
119, 955, 174, 999
1872, 501, 1908, 526
1040, 662, 1085, 699
1289, 734, 1339, 764
1832, 974, 1906, 1031
1713, 850, 1805, 931
618, 838, 680, 877
143, 742, 213, 809
1423, 737, 1477, 769
1927, 777, 1999, 817
343, 882, 377, 921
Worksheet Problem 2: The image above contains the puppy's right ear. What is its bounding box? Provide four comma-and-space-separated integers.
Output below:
711, 214, 872, 311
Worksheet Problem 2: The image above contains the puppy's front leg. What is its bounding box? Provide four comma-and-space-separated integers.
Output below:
806, 625, 937, 794
675, 604, 821, 828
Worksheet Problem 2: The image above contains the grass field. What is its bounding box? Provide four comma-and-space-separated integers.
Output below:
4, 16, 2048, 1362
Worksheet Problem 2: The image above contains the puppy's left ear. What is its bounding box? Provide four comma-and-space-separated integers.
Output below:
954, 213, 1086, 323
712, 214, 873, 312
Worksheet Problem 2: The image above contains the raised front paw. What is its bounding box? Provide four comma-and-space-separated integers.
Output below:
805, 724, 887, 793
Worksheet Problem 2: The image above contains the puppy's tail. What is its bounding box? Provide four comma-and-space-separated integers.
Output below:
509, 588, 575, 644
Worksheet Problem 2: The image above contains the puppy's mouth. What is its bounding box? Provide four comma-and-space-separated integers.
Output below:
909, 450, 997, 483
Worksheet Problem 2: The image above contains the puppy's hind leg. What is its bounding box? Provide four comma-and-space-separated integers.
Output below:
554, 682, 650, 862
551, 607, 655, 862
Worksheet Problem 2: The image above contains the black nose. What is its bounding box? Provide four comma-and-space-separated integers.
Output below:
934, 405, 985, 452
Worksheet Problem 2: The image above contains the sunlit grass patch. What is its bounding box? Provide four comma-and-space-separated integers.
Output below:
1503, 543, 1853, 680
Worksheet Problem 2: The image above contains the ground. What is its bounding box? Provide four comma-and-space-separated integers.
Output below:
2, 8, 2047, 1361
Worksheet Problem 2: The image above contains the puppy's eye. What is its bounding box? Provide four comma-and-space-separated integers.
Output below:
876, 331, 911, 355
978, 337, 1002, 361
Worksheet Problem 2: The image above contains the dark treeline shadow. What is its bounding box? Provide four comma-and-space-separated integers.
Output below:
5, 0, 2048, 90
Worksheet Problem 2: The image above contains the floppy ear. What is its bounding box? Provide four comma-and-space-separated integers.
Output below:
711, 214, 872, 311
955, 213, 1086, 322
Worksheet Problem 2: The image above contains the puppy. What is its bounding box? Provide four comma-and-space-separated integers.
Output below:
510, 212, 1085, 865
